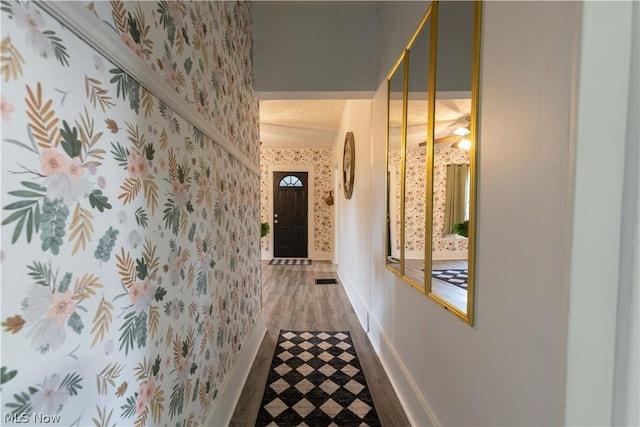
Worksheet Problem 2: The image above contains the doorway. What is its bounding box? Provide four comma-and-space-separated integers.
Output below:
273, 171, 308, 258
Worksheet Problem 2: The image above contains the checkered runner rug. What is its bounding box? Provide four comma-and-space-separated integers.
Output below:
431, 269, 468, 289
255, 330, 381, 426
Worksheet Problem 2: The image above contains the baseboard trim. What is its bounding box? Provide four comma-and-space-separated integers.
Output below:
367, 313, 440, 427
336, 266, 370, 333
201, 311, 266, 427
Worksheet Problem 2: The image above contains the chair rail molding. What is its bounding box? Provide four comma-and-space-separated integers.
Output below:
36, 1, 260, 177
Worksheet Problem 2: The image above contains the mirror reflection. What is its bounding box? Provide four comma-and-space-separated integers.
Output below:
385, 54, 405, 273
428, 0, 477, 318
403, 15, 431, 287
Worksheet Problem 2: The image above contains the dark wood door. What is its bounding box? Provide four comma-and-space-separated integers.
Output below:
273, 172, 308, 258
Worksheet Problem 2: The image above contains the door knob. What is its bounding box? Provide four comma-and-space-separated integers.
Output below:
274, 219, 278, 223
274, 214, 278, 217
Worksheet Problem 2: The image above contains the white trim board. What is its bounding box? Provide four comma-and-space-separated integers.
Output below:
36, 1, 260, 176
201, 312, 266, 427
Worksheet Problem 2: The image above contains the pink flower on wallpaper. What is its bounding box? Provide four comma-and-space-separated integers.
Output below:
1, 96, 14, 122
45, 290, 76, 326
171, 179, 189, 206
40, 149, 69, 176
120, 33, 145, 60
13, 2, 53, 58
30, 374, 68, 413
24, 286, 69, 352
66, 157, 85, 183
136, 379, 155, 415
127, 150, 149, 179
129, 278, 154, 312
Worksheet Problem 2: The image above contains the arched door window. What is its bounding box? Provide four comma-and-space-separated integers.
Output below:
278, 175, 303, 187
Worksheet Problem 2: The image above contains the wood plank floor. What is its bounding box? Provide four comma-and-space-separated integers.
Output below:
230, 260, 410, 426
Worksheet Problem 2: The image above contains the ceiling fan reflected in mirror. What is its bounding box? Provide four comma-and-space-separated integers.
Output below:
419, 115, 471, 150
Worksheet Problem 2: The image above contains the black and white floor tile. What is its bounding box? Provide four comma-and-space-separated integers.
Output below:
255, 330, 381, 427
431, 269, 468, 289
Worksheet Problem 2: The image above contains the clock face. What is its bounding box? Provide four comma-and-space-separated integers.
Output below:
342, 132, 355, 199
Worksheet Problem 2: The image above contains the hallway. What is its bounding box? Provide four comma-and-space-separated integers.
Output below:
230, 261, 410, 426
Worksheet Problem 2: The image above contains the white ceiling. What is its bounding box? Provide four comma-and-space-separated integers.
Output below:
260, 97, 471, 151
259, 100, 346, 149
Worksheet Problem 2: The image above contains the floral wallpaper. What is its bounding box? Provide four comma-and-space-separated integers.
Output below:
432, 146, 469, 253
260, 148, 333, 255
1, 2, 260, 426
88, 0, 260, 166
388, 146, 468, 255
404, 149, 426, 253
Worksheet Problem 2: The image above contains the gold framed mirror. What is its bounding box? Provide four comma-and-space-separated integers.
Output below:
402, 9, 433, 290
426, 0, 481, 324
385, 51, 406, 275
384, 0, 482, 325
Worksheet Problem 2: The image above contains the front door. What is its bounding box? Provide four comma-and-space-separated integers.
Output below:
273, 172, 308, 258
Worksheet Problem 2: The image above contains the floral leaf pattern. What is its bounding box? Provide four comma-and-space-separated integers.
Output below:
1, 36, 24, 82
2, 2, 260, 426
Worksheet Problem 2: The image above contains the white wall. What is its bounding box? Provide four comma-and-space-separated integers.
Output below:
334, 100, 373, 331
336, 2, 585, 426
566, 1, 640, 425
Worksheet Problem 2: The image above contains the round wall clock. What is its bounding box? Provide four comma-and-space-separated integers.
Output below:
342, 131, 355, 199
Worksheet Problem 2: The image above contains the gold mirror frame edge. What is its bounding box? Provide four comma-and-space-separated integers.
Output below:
383, 0, 483, 326
425, 0, 482, 326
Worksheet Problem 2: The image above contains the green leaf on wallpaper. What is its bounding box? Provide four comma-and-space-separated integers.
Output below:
89, 190, 112, 212
1, 366, 17, 385
121, 395, 136, 419
5, 390, 34, 415
40, 198, 69, 255
190, 363, 197, 375
127, 14, 141, 43
67, 312, 84, 334
182, 27, 190, 45
152, 355, 161, 377
59, 372, 83, 396
144, 143, 155, 161
58, 272, 72, 293
193, 128, 204, 148
191, 378, 200, 402
1, 1, 13, 15
135, 311, 147, 348
187, 223, 196, 242
27, 261, 51, 287
135, 208, 148, 228
154, 287, 166, 302
43, 31, 70, 67
95, 227, 119, 262
110, 141, 130, 168
110, 68, 127, 100
163, 200, 180, 235
184, 57, 192, 75
169, 382, 185, 418
135, 257, 148, 280
126, 76, 141, 114
60, 121, 82, 158
196, 271, 207, 296
3, 181, 45, 243
119, 311, 137, 355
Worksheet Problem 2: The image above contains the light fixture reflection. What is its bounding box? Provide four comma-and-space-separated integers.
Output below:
457, 138, 471, 150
